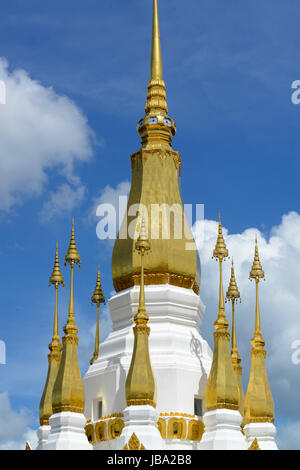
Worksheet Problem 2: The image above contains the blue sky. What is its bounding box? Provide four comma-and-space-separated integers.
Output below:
0, 0, 300, 449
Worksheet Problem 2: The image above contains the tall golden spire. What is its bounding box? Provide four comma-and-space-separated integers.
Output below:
39, 244, 64, 426
244, 239, 274, 424
90, 266, 106, 365
226, 259, 244, 416
125, 216, 156, 407
52, 220, 85, 414
138, 0, 176, 147
112, 0, 199, 296
205, 215, 240, 411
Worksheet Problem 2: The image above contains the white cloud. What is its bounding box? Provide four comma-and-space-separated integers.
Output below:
89, 181, 131, 245
0, 58, 94, 211
90, 181, 130, 222
39, 183, 86, 222
193, 211, 300, 448
0, 392, 36, 450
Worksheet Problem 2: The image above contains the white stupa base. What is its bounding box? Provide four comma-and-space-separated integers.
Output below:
244, 422, 278, 450
43, 412, 92, 450
84, 285, 212, 423
198, 409, 247, 450
111, 406, 165, 450
35, 425, 51, 450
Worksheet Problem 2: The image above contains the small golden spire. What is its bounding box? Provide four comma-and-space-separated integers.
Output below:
244, 240, 274, 425
226, 259, 244, 416
52, 220, 85, 414
205, 215, 240, 412
90, 266, 106, 365
125, 215, 156, 407
39, 244, 64, 426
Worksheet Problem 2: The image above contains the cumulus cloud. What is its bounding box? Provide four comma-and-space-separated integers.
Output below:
0, 392, 37, 450
193, 211, 300, 448
39, 183, 86, 222
89, 181, 130, 244
0, 58, 94, 212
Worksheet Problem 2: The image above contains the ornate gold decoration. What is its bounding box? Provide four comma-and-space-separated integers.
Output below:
205, 215, 240, 412
25, 441, 31, 450
248, 438, 261, 450
85, 423, 96, 445
244, 239, 274, 425
108, 418, 125, 440
187, 420, 204, 442
126, 217, 157, 407
112, 0, 200, 296
123, 433, 146, 450
90, 266, 106, 365
95, 421, 106, 442
226, 259, 244, 417
52, 219, 85, 415
39, 244, 64, 426
157, 418, 167, 439
167, 417, 187, 439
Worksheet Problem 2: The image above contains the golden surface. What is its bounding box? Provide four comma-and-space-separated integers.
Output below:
167, 417, 187, 439
112, 0, 199, 295
108, 418, 125, 440
248, 438, 261, 450
125, 218, 157, 408
244, 241, 274, 425
205, 216, 240, 412
39, 245, 64, 426
226, 260, 244, 417
52, 221, 85, 414
90, 266, 105, 365
123, 433, 146, 450
187, 420, 204, 442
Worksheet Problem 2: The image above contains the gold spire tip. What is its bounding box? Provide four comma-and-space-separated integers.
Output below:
226, 259, 240, 302
249, 240, 264, 280
49, 244, 64, 287
213, 214, 229, 260
65, 220, 80, 266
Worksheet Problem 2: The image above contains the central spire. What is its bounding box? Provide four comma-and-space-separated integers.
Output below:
112, 0, 199, 295
138, 0, 175, 146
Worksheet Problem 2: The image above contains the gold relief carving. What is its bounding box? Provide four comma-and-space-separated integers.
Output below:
123, 433, 146, 450
95, 421, 106, 442
62, 335, 79, 345
53, 404, 84, 414
206, 403, 239, 412
157, 418, 167, 439
248, 438, 261, 450
133, 325, 150, 336
85, 423, 96, 445
246, 417, 274, 424
213, 331, 230, 340
127, 399, 156, 407
108, 418, 125, 440
167, 418, 187, 440
114, 273, 199, 296
187, 420, 204, 442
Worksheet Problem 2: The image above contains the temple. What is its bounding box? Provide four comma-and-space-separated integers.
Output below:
34, 0, 277, 451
